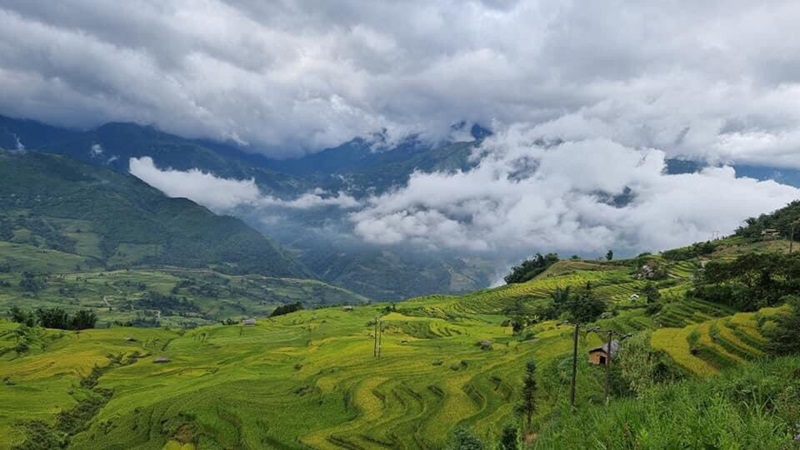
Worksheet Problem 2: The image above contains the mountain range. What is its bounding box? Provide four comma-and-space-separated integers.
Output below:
2, 114, 798, 300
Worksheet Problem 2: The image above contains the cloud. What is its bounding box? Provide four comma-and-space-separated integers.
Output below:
350, 126, 800, 255
129, 156, 358, 212
129, 157, 262, 211
0, 1, 799, 164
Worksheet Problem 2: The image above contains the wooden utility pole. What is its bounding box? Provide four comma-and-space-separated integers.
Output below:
377, 319, 382, 358
373, 318, 378, 357
604, 330, 613, 405
569, 323, 579, 407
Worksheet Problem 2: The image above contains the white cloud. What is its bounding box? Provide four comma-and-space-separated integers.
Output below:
129, 156, 358, 212
350, 126, 800, 255
129, 157, 262, 211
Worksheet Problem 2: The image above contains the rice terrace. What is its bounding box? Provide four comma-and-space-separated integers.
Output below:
3, 228, 800, 448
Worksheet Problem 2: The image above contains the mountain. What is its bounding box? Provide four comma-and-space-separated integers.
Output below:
9, 113, 799, 301
0, 115, 498, 300
0, 148, 307, 277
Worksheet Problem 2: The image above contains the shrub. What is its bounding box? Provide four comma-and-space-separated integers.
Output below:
270, 302, 304, 317
448, 427, 484, 450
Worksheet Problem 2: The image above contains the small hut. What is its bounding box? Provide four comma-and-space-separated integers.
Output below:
342, 305, 354, 312
242, 318, 257, 326
588, 340, 620, 366
153, 356, 171, 364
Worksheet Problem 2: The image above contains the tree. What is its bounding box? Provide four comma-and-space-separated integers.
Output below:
515, 360, 537, 431
19, 272, 45, 294
550, 286, 571, 312
35, 307, 69, 329
505, 253, 559, 284
643, 282, 661, 304
9, 306, 35, 327
606, 250, 614, 261
550, 286, 605, 324
71, 309, 98, 330
500, 423, 519, 450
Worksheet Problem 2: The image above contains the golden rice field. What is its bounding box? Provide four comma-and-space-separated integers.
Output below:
0, 255, 780, 449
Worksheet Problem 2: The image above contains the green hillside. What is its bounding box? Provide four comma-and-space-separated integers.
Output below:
0, 246, 367, 328
0, 149, 306, 277
4, 230, 800, 448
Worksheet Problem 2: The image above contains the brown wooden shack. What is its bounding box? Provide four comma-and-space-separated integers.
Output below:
588, 340, 620, 366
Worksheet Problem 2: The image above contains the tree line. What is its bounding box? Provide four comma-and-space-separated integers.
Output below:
9, 306, 97, 330
692, 252, 800, 311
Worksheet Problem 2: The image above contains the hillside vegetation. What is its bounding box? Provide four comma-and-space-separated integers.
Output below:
5, 222, 800, 448
0, 149, 306, 277
0, 240, 366, 328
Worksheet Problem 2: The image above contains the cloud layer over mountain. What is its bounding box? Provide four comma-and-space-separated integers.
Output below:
131, 134, 800, 257
352, 127, 800, 255
130, 156, 359, 211
2, 1, 800, 165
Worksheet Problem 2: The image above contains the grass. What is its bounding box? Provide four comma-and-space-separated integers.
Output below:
533, 357, 800, 449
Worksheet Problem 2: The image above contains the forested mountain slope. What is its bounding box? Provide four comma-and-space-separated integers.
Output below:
0, 149, 306, 277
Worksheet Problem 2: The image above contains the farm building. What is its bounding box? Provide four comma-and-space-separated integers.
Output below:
588, 340, 620, 366
242, 318, 257, 326
342, 305, 354, 312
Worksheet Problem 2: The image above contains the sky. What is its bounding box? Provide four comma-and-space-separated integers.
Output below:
4, 1, 800, 257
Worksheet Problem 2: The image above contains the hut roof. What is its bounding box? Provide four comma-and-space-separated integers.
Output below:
588, 340, 620, 358
153, 356, 171, 363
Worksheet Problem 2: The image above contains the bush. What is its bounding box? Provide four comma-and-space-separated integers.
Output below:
448, 427, 484, 450
645, 303, 663, 316
270, 302, 304, 317
765, 296, 800, 356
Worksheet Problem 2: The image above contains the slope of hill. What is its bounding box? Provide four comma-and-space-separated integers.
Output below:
0, 242, 367, 328
0, 149, 306, 277
0, 114, 499, 300
3, 233, 799, 448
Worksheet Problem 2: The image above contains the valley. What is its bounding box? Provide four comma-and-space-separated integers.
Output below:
3, 229, 800, 448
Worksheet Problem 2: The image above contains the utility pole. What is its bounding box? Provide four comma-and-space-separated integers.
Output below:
570, 323, 579, 408
377, 319, 382, 358
604, 330, 613, 405
373, 317, 378, 357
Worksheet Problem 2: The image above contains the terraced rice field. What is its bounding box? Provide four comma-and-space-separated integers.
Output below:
0, 257, 778, 448
1, 305, 602, 449
651, 310, 770, 378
